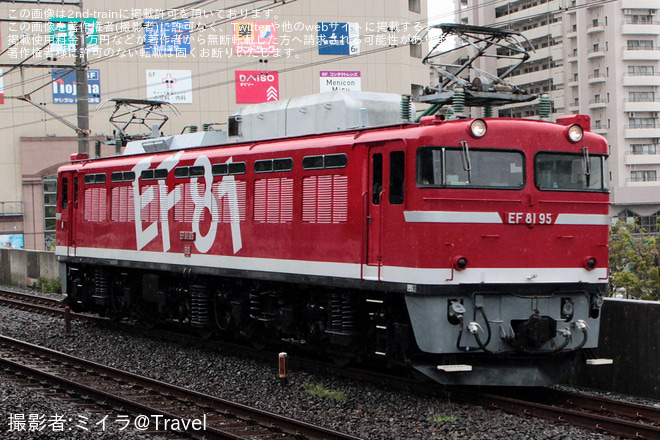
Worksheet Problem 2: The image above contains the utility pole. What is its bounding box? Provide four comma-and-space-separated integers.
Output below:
75, 1, 90, 154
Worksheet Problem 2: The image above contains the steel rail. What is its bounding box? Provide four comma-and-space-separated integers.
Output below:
0, 335, 364, 440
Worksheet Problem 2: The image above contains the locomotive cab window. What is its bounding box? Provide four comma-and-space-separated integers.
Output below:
417, 147, 524, 189
535, 152, 608, 192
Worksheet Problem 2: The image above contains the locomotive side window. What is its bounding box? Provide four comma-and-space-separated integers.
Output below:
174, 167, 190, 178
154, 168, 168, 179
535, 152, 608, 192
229, 162, 246, 174
255, 158, 293, 173
189, 166, 204, 177
303, 154, 347, 170
417, 147, 523, 189
212, 162, 246, 176
389, 151, 405, 204
302, 156, 324, 169
60, 178, 68, 209
84, 173, 106, 184
111, 172, 136, 182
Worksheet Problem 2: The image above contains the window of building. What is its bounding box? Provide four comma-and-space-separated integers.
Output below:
630, 144, 658, 155
629, 117, 656, 128
629, 91, 655, 102
627, 40, 654, 50
408, 0, 421, 13
630, 170, 657, 182
628, 65, 654, 76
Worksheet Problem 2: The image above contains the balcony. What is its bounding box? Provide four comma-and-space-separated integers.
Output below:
621, 22, 660, 35
588, 73, 607, 84
623, 73, 660, 87
587, 47, 606, 59
624, 124, 660, 138
589, 98, 608, 109
625, 152, 660, 166
623, 48, 660, 61
587, 21, 605, 34
621, 0, 659, 8
626, 177, 660, 187
592, 124, 608, 135
623, 99, 660, 113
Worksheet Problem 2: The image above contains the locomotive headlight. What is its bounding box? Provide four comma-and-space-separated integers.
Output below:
567, 124, 583, 143
560, 297, 574, 321
470, 119, 487, 138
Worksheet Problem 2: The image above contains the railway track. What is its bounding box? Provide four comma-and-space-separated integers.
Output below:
0, 288, 65, 315
454, 388, 660, 439
0, 334, 363, 440
3, 287, 660, 439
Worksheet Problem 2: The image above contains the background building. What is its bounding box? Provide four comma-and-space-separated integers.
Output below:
456, 0, 660, 231
0, 0, 431, 250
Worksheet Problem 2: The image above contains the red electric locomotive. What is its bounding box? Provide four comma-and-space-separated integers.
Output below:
56, 25, 612, 386
56, 90, 610, 386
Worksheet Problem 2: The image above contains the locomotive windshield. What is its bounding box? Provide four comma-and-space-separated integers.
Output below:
417, 147, 524, 189
535, 152, 608, 192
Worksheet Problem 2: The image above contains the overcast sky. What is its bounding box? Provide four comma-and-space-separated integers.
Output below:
428, 2, 456, 25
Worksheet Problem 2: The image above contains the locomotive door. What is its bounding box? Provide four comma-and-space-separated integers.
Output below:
367, 148, 384, 269
57, 171, 78, 257
366, 141, 406, 279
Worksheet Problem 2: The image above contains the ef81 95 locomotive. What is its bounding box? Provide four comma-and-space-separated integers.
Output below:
56, 88, 610, 386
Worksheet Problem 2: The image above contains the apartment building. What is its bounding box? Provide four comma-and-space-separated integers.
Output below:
0, 0, 430, 250
457, 0, 660, 231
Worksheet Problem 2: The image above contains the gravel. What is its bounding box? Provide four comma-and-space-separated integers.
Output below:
0, 292, 625, 440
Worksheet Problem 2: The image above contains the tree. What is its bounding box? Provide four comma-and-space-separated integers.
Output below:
609, 221, 660, 301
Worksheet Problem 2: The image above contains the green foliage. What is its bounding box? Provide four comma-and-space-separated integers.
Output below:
304, 383, 347, 401
609, 221, 660, 301
36, 275, 62, 294
432, 414, 458, 424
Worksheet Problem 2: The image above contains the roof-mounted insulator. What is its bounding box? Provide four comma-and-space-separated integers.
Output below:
400, 94, 412, 121
453, 87, 465, 118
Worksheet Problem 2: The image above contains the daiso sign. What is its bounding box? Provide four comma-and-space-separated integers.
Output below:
235, 70, 279, 104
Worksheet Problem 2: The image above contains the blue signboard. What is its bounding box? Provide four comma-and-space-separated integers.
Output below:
51, 69, 101, 104
144, 19, 191, 54
318, 22, 360, 55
